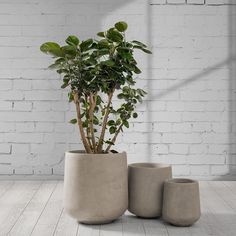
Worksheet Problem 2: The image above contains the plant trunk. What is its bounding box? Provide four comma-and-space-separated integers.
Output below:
97, 92, 113, 153
88, 94, 97, 152
73, 92, 92, 153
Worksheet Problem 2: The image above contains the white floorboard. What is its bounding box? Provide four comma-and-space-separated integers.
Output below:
0, 181, 235, 236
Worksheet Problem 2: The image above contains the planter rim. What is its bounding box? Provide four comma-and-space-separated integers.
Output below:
129, 162, 171, 169
65, 150, 126, 157
165, 178, 197, 185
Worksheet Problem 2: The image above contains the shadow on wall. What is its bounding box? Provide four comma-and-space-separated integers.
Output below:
228, 5, 236, 178
145, 3, 236, 179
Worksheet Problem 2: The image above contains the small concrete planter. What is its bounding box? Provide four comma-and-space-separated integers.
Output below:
162, 178, 201, 227
63, 151, 128, 224
128, 163, 172, 218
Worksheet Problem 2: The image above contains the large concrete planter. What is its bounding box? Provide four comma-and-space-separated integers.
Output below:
162, 178, 201, 226
128, 163, 172, 218
63, 151, 128, 224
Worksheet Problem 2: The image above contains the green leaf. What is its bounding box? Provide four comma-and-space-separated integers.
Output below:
48, 63, 60, 69
123, 120, 129, 128
141, 48, 152, 54
97, 32, 105, 37
115, 21, 128, 32
132, 40, 147, 48
97, 39, 110, 49
105, 140, 114, 145
117, 93, 125, 99
97, 48, 110, 56
80, 39, 93, 51
133, 65, 142, 74
66, 35, 79, 46
102, 60, 115, 67
106, 28, 123, 43
69, 119, 77, 124
133, 112, 138, 118
107, 120, 115, 126
68, 92, 74, 102
109, 126, 116, 134
61, 45, 77, 57
61, 82, 69, 89
40, 42, 64, 57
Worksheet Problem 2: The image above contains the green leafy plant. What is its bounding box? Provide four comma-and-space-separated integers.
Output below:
40, 21, 151, 154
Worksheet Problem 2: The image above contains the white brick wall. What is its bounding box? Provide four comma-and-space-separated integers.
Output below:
0, 0, 235, 179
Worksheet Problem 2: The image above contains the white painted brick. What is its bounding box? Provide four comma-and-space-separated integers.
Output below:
211, 122, 229, 133
11, 143, 30, 154
187, 0, 204, 4
190, 165, 210, 176
123, 132, 162, 143
0, 91, 24, 100
35, 122, 54, 132
14, 166, 33, 175
187, 155, 225, 164
0, 112, 64, 122
153, 123, 172, 132
4, 133, 43, 143
189, 144, 208, 154
0, 122, 15, 132
51, 101, 69, 111
152, 144, 169, 154
162, 133, 202, 144
25, 91, 61, 101
170, 144, 189, 154
0, 165, 14, 175
33, 102, 51, 111
132, 123, 153, 132
0, 80, 12, 90
0, 101, 12, 111
211, 165, 229, 175
15, 122, 34, 132
191, 123, 212, 132
167, 0, 185, 4
54, 123, 74, 133
0, 144, 11, 154
172, 123, 192, 133
206, 0, 236, 5
208, 144, 229, 154
31, 80, 61, 90
30, 143, 55, 154
150, 0, 166, 4
13, 102, 32, 111
172, 165, 190, 176
148, 101, 166, 111
182, 112, 222, 122
13, 79, 32, 90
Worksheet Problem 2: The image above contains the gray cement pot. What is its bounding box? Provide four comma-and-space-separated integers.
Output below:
63, 151, 128, 224
162, 178, 201, 226
128, 163, 172, 218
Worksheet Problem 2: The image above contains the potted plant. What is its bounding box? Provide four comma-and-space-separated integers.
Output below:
40, 21, 151, 224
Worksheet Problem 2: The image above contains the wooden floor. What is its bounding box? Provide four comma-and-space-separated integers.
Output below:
0, 181, 236, 236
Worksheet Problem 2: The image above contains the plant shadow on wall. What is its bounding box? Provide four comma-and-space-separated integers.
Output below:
228, 6, 236, 178
146, 3, 236, 179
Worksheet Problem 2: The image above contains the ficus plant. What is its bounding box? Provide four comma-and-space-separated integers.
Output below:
40, 21, 151, 154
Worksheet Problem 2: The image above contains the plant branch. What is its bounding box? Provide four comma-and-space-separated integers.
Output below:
97, 91, 114, 153
105, 124, 123, 153
88, 93, 97, 152
73, 92, 92, 153
85, 95, 93, 150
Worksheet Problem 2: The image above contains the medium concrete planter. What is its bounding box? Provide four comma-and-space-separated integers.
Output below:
162, 178, 201, 226
128, 163, 172, 218
63, 151, 128, 224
